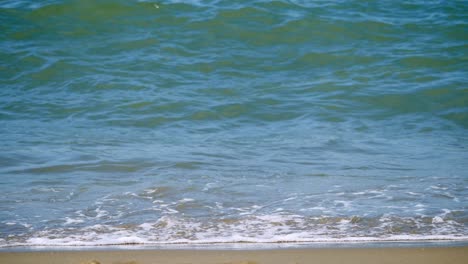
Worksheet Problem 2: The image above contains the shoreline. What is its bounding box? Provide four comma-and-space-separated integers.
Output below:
2, 239, 468, 251
1, 245, 467, 264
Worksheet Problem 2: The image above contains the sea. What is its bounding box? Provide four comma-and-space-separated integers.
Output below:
1, 0, 467, 249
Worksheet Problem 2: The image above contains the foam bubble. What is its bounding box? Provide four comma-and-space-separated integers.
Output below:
64, 217, 84, 225
432, 216, 444, 224
179, 198, 195, 203
139, 223, 153, 231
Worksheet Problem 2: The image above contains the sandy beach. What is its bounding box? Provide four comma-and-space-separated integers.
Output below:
1, 246, 467, 264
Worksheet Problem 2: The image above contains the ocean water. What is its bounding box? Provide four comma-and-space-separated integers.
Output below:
1, 0, 467, 248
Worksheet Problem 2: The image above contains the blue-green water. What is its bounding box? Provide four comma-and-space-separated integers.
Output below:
1, 0, 467, 247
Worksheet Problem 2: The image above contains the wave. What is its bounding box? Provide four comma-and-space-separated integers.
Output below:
2, 213, 467, 248
3, 233, 468, 249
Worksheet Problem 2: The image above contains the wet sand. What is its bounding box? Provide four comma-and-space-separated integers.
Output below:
1, 246, 467, 264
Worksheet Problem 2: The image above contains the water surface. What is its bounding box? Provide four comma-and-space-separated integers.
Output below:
1, 0, 467, 247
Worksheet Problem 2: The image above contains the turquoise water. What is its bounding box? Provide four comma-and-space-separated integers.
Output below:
1, 0, 467, 247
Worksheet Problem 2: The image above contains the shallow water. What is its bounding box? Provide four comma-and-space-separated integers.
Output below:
1, 0, 467, 247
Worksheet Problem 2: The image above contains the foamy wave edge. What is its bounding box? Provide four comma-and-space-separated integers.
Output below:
2, 235, 468, 248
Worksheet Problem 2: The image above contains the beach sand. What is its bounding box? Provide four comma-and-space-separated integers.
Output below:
0, 246, 467, 264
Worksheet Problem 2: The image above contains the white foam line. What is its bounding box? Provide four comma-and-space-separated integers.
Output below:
2, 235, 468, 249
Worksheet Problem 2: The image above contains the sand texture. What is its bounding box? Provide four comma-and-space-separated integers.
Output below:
0, 247, 467, 264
